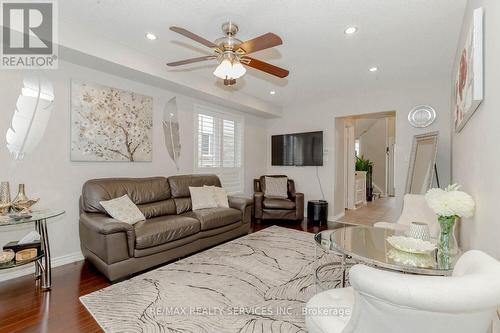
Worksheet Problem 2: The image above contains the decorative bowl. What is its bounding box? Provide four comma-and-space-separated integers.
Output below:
11, 198, 39, 213
387, 249, 435, 268
8, 213, 32, 221
0, 250, 15, 264
386, 235, 437, 254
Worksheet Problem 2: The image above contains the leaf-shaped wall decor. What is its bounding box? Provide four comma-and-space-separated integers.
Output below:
5, 76, 54, 160
162, 97, 181, 170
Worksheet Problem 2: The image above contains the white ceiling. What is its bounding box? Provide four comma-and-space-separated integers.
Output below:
59, 0, 467, 109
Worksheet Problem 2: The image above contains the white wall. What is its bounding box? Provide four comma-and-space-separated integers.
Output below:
267, 80, 452, 219
452, 0, 500, 259
0, 61, 267, 280
359, 118, 388, 194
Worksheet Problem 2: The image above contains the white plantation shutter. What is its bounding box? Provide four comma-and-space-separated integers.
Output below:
195, 106, 244, 194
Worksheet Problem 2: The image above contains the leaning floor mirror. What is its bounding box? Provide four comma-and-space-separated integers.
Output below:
405, 132, 439, 194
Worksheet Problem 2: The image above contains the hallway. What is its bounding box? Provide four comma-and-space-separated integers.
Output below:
337, 197, 400, 226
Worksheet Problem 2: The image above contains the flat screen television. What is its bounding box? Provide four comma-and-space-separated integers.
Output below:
271, 131, 323, 166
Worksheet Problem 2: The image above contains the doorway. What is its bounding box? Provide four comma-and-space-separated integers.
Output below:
333, 111, 396, 218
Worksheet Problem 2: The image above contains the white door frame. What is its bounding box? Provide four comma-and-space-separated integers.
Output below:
344, 124, 356, 209
386, 136, 396, 196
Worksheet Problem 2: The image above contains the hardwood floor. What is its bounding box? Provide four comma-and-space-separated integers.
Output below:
0, 198, 398, 333
338, 196, 399, 225
0, 260, 109, 333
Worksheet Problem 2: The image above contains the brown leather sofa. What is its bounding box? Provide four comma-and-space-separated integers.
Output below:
79, 174, 252, 281
253, 175, 304, 222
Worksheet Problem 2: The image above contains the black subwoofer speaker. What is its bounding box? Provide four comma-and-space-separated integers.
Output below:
307, 200, 328, 225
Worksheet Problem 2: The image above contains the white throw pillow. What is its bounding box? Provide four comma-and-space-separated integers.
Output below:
204, 185, 229, 208
264, 176, 288, 198
99, 194, 146, 225
189, 186, 218, 210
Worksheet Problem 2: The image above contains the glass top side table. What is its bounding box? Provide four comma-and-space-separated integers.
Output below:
0, 209, 64, 290
315, 225, 460, 278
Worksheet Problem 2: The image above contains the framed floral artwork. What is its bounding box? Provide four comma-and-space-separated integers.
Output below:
453, 7, 484, 133
71, 80, 153, 161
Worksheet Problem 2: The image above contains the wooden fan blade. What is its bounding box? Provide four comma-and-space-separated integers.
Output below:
170, 26, 220, 50
166, 55, 216, 66
241, 57, 289, 78
234, 33, 283, 54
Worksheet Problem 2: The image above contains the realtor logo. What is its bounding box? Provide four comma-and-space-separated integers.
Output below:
1, 0, 58, 69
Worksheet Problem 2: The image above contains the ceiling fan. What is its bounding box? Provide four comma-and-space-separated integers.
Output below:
167, 22, 289, 86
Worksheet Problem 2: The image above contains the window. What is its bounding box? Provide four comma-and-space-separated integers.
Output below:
195, 106, 244, 194
200, 133, 212, 156
355, 139, 360, 157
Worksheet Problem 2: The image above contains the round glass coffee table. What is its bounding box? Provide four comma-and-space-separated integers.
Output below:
0, 209, 64, 290
315, 223, 459, 289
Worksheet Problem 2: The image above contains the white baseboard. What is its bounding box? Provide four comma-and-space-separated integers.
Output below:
0, 251, 84, 282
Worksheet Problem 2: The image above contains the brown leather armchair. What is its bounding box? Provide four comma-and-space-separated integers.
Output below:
253, 175, 304, 222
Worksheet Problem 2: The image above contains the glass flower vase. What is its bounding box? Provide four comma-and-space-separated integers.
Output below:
437, 216, 458, 256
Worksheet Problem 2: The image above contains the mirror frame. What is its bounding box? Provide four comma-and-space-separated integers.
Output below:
405, 131, 439, 194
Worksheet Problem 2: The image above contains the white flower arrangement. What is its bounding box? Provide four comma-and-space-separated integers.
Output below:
425, 184, 475, 218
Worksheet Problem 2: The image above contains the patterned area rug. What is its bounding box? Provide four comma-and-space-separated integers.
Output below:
80, 226, 344, 332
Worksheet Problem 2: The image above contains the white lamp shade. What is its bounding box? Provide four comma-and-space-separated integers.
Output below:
231, 62, 246, 79
213, 59, 233, 79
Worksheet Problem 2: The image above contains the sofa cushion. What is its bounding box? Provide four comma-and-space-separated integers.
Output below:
168, 174, 221, 198
174, 197, 192, 215
264, 176, 288, 198
138, 199, 176, 219
258, 175, 296, 195
99, 194, 146, 224
204, 185, 229, 208
134, 215, 200, 249
263, 198, 296, 210
184, 208, 241, 231
82, 177, 171, 214
189, 186, 218, 210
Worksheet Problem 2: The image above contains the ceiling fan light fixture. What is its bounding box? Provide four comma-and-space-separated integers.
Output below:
213, 56, 246, 80
168, 23, 289, 81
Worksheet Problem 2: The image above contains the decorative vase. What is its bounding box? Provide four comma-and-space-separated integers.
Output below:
437, 216, 458, 256
0, 182, 11, 215
13, 184, 28, 203
11, 184, 39, 213
408, 222, 431, 241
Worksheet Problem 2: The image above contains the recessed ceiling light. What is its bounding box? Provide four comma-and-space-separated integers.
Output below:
145, 33, 158, 40
344, 26, 358, 35
270, 91, 276, 95
369, 67, 378, 72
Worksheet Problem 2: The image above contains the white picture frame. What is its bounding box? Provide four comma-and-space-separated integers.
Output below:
453, 7, 484, 133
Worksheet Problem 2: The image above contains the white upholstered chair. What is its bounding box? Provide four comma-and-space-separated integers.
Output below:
305, 250, 500, 333
374, 194, 439, 238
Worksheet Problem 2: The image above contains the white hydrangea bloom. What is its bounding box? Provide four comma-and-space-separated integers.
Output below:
425, 184, 475, 218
